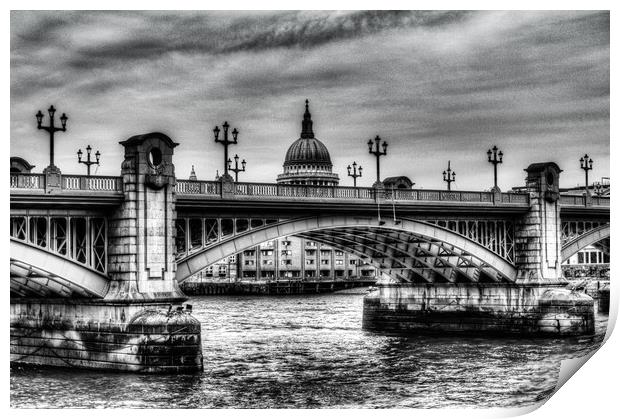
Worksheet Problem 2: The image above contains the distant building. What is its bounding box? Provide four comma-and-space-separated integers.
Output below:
10, 157, 35, 173
383, 176, 414, 189
560, 177, 610, 197
564, 245, 609, 265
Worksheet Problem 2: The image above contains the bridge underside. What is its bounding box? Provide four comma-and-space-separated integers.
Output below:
298, 227, 511, 283
10, 239, 109, 299
176, 217, 517, 284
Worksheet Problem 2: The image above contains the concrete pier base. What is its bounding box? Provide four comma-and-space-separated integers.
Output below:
362, 284, 594, 336
10, 300, 203, 373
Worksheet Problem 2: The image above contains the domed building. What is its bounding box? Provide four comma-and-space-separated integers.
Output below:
277, 100, 339, 186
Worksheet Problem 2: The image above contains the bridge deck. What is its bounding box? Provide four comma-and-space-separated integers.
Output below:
9, 173, 610, 216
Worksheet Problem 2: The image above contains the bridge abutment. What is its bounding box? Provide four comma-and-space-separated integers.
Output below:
11, 133, 203, 372
363, 162, 595, 336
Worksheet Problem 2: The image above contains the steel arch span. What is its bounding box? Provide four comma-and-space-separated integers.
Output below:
561, 224, 610, 263
175, 216, 517, 284
10, 239, 110, 298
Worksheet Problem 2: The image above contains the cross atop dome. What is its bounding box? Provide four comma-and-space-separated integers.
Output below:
301, 99, 314, 139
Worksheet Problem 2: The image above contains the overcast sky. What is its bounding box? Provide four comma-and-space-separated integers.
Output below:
10, 10, 609, 190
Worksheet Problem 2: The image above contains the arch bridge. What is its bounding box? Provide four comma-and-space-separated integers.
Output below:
10, 171, 609, 298
9, 132, 610, 372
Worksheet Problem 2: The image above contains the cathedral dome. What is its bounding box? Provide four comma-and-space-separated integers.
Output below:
284, 137, 332, 166
277, 100, 339, 186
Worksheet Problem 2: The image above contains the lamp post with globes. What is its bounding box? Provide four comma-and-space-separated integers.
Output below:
35, 105, 68, 170
368, 135, 388, 186
77, 145, 101, 176
347, 161, 363, 188
227, 154, 246, 182
213, 121, 239, 181
487, 145, 503, 191
443, 160, 456, 191
580, 154, 593, 198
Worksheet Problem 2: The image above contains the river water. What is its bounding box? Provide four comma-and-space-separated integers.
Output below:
10, 291, 608, 409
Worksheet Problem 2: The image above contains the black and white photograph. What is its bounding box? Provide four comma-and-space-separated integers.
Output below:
8, 7, 613, 412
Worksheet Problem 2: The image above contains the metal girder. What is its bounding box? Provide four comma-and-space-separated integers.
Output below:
311, 229, 455, 282
561, 224, 611, 262
10, 239, 109, 298
327, 228, 491, 282
299, 231, 440, 283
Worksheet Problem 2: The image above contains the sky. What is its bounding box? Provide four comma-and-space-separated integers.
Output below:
10, 10, 609, 190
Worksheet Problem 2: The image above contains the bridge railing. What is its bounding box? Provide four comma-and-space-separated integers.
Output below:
176, 179, 530, 205
560, 194, 610, 207
10, 173, 44, 190
62, 175, 123, 192
10, 173, 123, 193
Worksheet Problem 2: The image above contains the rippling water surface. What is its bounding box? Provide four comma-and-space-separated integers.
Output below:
10, 292, 608, 408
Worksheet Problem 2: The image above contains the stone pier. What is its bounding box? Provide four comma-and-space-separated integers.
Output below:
363, 162, 595, 336
10, 133, 203, 372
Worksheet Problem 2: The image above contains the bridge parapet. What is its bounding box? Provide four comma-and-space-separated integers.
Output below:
175, 179, 530, 205
10, 172, 123, 194
560, 194, 610, 207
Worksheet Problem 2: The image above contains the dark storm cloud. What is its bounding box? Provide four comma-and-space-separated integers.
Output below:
12, 10, 471, 71
10, 10, 609, 190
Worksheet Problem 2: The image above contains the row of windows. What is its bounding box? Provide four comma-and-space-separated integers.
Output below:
244, 259, 351, 266
577, 251, 610, 264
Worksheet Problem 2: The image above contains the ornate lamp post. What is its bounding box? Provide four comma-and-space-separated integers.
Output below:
227, 154, 246, 182
487, 145, 503, 191
368, 135, 388, 186
580, 154, 593, 197
347, 161, 363, 188
77, 145, 100, 176
35, 105, 68, 170
443, 160, 456, 191
213, 121, 239, 181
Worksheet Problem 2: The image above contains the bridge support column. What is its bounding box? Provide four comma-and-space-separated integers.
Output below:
11, 133, 203, 372
363, 162, 594, 336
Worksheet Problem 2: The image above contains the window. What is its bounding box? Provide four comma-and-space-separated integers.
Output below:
321, 259, 329, 265
590, 252, 598, 264
261, 250, 273, 256
306, 259, 315, 265
244, 260, 255, 266
243, 250, 255, 257
281, 259, 292, 266
281, 250, 292, 256
281, 240, 291, 246
262, 259, 274, 265
336, 260, 344, 265
320, 250, 331, 257
305, 250, 316, 256
577, 253, 584, 264
335, 251, 344, 256
306, 241, 316, 247
350, 260, 357, 265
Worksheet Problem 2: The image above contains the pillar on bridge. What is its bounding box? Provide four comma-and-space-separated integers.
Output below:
515, 162, 564, 284
106, 132, 185, 301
